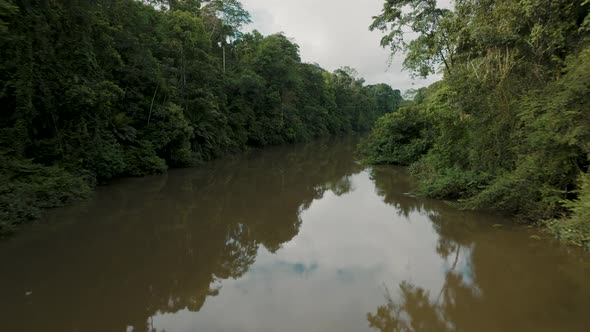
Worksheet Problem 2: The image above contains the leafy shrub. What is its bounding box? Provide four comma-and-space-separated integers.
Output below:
410, 157, 490, 200
546, 172, 590, 250
359, 105, 432, 165
0, 155, 92, 234
87, 132, 127, 181
123, 141, 168, 177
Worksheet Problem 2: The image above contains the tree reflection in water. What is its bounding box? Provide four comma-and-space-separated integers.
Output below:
123, 138, 363, 331
0, 138, 363, 332
367, 166, 486, 332
366, 165, 590, 332
367, 258, 480, 332
2, 139, 590, 332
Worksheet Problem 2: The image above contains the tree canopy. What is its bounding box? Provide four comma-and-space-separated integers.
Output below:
0, 0, 402, 233
362, 0, 590, 249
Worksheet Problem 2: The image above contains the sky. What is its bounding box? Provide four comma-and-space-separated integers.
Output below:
239, 0, 448, 91
153, 170, 474, 332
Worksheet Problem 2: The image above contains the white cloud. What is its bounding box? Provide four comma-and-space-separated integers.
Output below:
239, 0, 449, 90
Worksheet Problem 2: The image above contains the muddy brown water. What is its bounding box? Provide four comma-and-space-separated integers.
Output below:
1, 138, 589, 332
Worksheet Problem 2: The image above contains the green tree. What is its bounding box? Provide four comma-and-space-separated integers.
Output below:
0, 0, 394, 233
364, 0, 590, 245
370, 0, 457, 77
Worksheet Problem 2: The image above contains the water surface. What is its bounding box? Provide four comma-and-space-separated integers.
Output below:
1, 138, 589, 332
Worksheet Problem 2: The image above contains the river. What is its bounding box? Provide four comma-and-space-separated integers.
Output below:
0, 138, 589, 332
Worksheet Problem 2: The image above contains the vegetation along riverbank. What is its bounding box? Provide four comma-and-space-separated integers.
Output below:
360, 0, 590, 250
0, 0, 403, 234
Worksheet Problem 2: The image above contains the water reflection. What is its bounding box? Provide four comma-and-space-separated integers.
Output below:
0, 138, 589, 332
0, 139, 362, 332
367, 168, 590, 332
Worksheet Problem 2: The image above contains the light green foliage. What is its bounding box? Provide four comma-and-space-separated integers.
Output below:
462, 42, 590, 219
359, 103, 432, 165
366, 0, 590, 246
547, 173, 590, 250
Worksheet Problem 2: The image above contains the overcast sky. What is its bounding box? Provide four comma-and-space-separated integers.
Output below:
239, 0, 447, 91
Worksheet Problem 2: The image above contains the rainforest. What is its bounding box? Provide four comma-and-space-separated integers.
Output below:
361, 0, 590, 249
0, 0, 402, 233
2, 1, 590, 331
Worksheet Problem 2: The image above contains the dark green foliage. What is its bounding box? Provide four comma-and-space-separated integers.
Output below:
123, 141, 169, 177
0, 0, 399, 233
0, 155, 92, 234
365, 0, 590, 246
0, 0, 15, 38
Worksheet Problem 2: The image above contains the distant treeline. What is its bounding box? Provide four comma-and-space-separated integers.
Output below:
0, 0, 402, 233
361, 0, 590, 249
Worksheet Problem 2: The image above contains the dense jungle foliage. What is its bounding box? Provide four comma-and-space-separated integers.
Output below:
362, 0, 590, 249
0, 0, 402, 233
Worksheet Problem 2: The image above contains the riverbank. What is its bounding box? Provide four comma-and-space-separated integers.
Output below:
359, 98, 590, 251
364, 0, 590, 251
0, 0, 402, 236
1, 135, 366, 236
